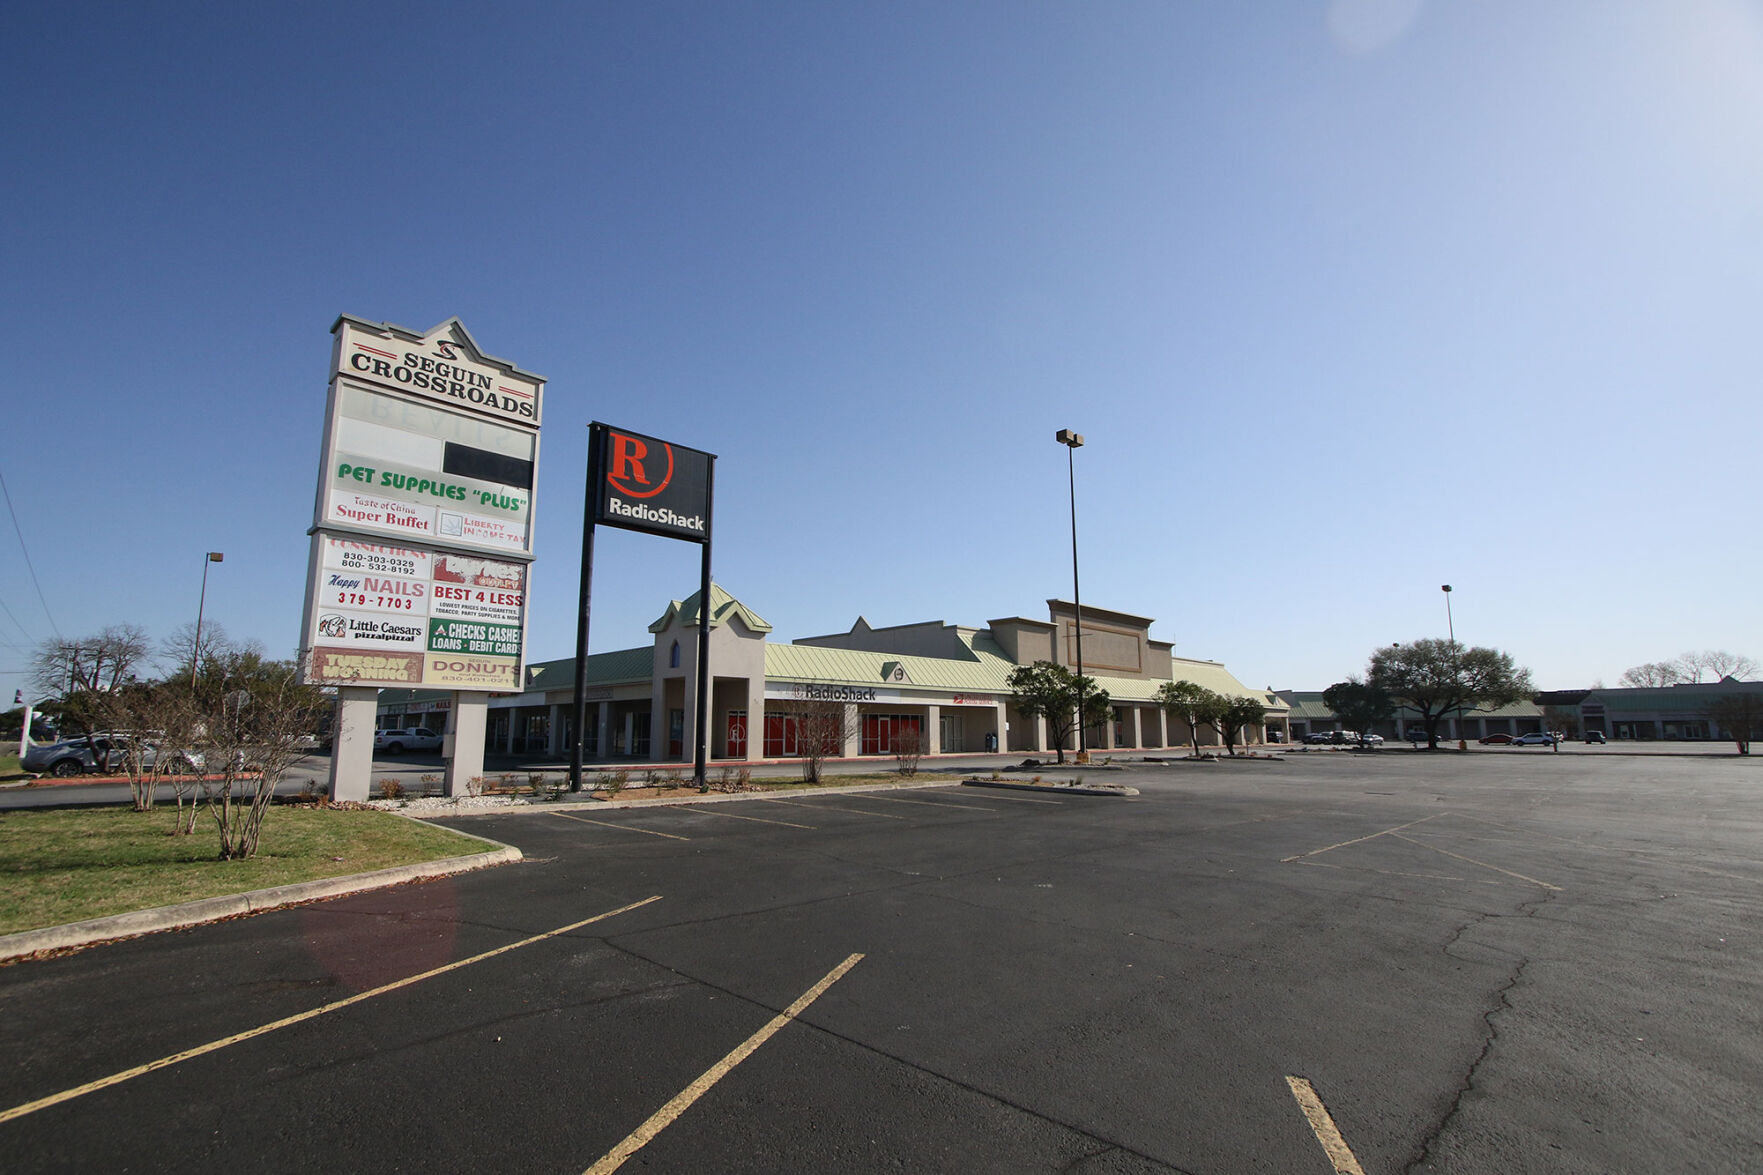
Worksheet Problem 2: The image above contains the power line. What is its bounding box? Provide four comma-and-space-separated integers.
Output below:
0, 465, 59, 639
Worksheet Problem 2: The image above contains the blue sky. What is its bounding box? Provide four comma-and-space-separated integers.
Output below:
3, 0, 1759, 695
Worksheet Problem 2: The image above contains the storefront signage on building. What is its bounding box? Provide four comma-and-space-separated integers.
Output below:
764, 683, 1001, 707
590, 423, 714, 544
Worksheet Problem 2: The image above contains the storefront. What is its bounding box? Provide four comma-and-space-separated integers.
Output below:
376, 587, 1286, 765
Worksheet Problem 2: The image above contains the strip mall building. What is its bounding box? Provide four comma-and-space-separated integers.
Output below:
376, 588, 1288, 762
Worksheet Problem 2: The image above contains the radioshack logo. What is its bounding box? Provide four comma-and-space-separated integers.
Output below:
606, 431, 674, 499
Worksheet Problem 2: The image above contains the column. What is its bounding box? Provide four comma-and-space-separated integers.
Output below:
1104, 708, 1118, 751
503, 707, 517, 755
842, 703, 861, 758
1033, 714, 1046, 752
547, 703, 562, 757
444, 692, 489, 797
926, 704, 941, 754
1129, 707, 1143, 750
596, 700, 611, 761
1157, 709, 1168, 749
328, 686, 377, 803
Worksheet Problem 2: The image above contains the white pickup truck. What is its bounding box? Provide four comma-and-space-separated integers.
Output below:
373, 727, 442, 754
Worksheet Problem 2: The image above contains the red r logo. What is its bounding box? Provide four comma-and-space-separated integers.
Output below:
607, 432, 674, 498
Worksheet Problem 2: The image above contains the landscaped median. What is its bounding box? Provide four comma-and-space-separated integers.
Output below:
0, 806, 516, 962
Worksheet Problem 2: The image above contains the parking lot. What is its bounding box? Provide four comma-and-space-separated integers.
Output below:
3, 751, 1760, 1172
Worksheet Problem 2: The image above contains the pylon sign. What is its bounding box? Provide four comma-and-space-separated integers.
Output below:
590, 423, 713, 544
572, 422, 716, 790
301, 316, 544, 691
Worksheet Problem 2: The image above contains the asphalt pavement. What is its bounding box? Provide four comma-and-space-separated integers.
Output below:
2, 751, 1759, 1172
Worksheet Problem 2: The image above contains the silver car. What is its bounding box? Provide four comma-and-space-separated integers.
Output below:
22, 735, 202, 777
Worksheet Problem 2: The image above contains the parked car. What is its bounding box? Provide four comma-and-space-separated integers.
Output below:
374, 728, 442, 754
1584, 730, 1607, 744
22, 735, 202, 777
1479, 733, 1515, 745
1304, 732, 1333, 745
1513, 732, 1558, 746
1358, 733, 1384, 745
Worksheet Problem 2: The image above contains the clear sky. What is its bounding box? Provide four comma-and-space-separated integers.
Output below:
3, 0, 1759, 696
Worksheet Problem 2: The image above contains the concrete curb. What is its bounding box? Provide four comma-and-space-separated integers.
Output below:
392, 777, 967, 818
0, 829, 522, 964
962, 778, 1140, 797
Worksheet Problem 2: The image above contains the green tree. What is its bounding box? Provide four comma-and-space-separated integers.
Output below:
1367, 639, 1533, 747
1008, 660, 1108, 764
1218, 695, 1267, 756
1156, 680, 1226, 758
1323, 678, 1397, 745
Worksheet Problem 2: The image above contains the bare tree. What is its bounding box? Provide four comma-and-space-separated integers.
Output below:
892, 723, 924, 777
1707, 693, 1762, 755
161, 620, 238, 685
791, 700, 858, 784
1691, 650, 1759, 682
1540, 705, 1580, 746
112, 684, 203, 813
1620, 651, 1757, 687
1618, 660, 1684, 688
31, 625, 151, 697
198, 649, 328, 860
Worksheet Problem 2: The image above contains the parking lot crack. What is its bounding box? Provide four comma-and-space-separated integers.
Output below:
1407, 894, 1554, 1173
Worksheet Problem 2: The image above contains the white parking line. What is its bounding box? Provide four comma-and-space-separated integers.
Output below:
550, 811, 691, 840
678, 806, 815, 829
857, 794, 998, 812
756, 798, 908, 819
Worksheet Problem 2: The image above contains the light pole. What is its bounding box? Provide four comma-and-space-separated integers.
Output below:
192, 552, 224, 689
1056, 429, 1088, 763
1442, 584, 1465, 750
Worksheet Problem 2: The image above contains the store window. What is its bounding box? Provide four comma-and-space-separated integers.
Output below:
862, 714, 922, 756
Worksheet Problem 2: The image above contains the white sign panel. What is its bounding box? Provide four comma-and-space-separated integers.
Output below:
305, 536, 528, 691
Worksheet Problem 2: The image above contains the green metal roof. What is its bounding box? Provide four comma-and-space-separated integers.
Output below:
764, 636, 1015, 693
649, 583, 772, 634
524, 647, 655, 691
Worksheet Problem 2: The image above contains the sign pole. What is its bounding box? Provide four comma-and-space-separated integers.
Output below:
693, 457, 715, 790
570, 427, 604, 791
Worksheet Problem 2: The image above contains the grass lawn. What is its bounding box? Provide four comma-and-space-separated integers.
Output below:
0, 751, 25, 783
0, 805, 495, 937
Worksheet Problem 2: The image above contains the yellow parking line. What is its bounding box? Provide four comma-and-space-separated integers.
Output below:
678, 806, 815, 829
1390, 833, 1561, 891
585, 953, 864, 1174
756, 798, 908, 819
0, 896, 664, 1126
857, 794, 997, 812
1280, 814, 1444, 862
551, 811, 691, 840
1285, 1076, 1366, 1175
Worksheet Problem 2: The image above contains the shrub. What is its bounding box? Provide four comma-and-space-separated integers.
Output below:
420, 773, 443, 797
378, 778, 404, 800
605, 769, 629, 798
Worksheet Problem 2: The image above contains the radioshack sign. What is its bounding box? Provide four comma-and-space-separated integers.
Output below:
591, 423, 713, 543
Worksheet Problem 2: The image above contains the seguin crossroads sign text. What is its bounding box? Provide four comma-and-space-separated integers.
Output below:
591, 423, 714, 544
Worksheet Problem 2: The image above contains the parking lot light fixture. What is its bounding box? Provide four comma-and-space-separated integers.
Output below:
192, 552, 224, 689
1056, 429, 1087, 762
1443, 584, 1466, 750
